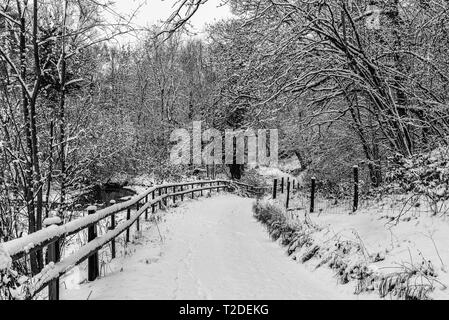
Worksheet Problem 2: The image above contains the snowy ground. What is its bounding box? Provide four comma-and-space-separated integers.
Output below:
61, 194, 356, 300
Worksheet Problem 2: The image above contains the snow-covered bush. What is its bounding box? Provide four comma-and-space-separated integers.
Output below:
241, 168, 269, 189
253, 200, 285, 229
385, 147, 449, 205
0, 245, 28, 300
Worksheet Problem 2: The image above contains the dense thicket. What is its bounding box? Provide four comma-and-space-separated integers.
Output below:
216, 0, 449, 189
164, 0, 449, 190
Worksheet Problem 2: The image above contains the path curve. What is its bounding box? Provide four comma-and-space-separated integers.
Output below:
62, 194, 352, 300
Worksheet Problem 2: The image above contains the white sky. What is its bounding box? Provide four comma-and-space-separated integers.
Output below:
108, 0, 233, 38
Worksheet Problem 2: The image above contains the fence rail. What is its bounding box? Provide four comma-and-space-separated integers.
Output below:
1, 179, 264, 300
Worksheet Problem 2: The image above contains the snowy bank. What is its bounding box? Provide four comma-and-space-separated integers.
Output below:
254, 197, 449, 300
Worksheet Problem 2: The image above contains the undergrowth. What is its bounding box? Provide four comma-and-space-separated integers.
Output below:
252, 200, 438, 300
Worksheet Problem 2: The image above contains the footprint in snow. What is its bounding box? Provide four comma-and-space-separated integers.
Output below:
142, 258, 159, 265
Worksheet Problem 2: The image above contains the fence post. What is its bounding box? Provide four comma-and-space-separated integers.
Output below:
44, 216, 62, 300
109, 200, 116, 259
201, 183, 204, 196
286, 181, 291, 209
145, 195, 149, 220
136, 200, 140, 232
281, 177, 284, 194
310, 177, 316, 214
273, 179, 278, 199
87, 206, 99, 281
158, 188, 162, 209
152, 190, 156, 215
173, 186, 176, 204
181, 185, 184, 201
126, 207, 131, 243
353, 165, 359, 213
191, 183, 195, 199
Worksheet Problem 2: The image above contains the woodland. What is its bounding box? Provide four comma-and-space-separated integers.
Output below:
1, 0, 449, 275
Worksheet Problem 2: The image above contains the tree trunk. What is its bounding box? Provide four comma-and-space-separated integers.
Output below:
58, 57, 67, 218
30, 0, 44, 272
17, 1, 39, 275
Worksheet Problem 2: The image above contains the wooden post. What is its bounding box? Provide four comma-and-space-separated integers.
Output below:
286, 181, 291, 209
201, 183, 204, 196
181, 185, 184, 201
173, 186, 176, 204
273, 179, 278, 199
87, 206, 99, 281
126, 207, 131, 243
310, 177, 316, 213
109, 200, 116, 259
145, 195, 149, 220
136, 201, 140, 232
44, 216, 62, 300
353, 165, 359, 213
158, 188, 162, 209
152, 191, 156, 215
163, 187, 168, 207
281, 177, 284, 194
191, 183, 195, 199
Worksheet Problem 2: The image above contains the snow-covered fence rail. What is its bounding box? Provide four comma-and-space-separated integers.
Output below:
0, 179, 264, 300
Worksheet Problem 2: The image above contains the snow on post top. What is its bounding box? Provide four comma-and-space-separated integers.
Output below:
87, 206, 97, 212
0, 244, 12, 270
43, 217, 62, 227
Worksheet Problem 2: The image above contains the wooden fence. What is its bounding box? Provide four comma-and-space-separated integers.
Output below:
272, 165, 360, 213
2, 179, 265, 300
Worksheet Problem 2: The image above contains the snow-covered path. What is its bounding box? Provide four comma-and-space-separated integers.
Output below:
62, 194, 352, 300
